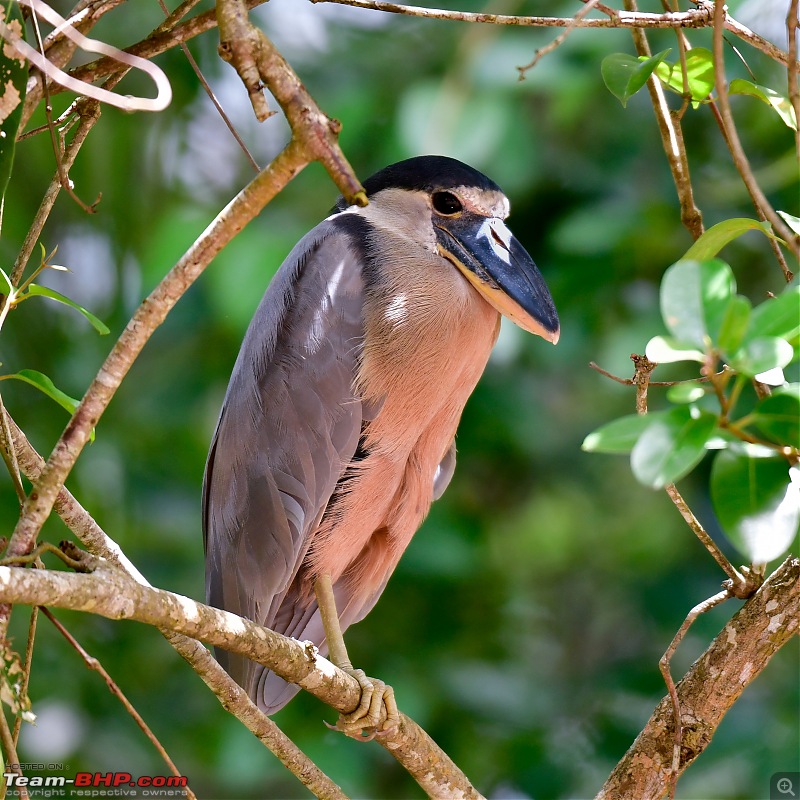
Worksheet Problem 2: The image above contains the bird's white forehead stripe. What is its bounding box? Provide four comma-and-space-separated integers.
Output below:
477, 218, 512, 264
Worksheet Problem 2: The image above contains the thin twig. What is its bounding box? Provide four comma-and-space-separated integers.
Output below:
41, 608, 197, 800
663, 484, 753, 595
789, 0, 800, 163
631, 353, 658, 415
28, 2, 97, 214
0, 395, 25, 505
518, 0, 603, 78
711, 0, 799, 268
12, 98, 101, 284
0, 709, 27, 800
588, 361, 723, 387
624, 0, 703, 239
153, 0, 260, 172
0, 542, 88, 572
11, 607, 37, 746
658, 589, 730, 800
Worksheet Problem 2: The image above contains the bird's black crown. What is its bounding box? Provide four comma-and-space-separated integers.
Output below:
335, 155, 503, 210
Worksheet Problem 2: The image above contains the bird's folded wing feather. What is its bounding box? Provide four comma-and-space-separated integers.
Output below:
202, 216, 369, 689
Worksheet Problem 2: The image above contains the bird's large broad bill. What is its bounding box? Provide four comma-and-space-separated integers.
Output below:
434, 214, 560, 343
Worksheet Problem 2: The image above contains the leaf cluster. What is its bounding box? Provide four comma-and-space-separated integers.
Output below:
584, 223, 799, 565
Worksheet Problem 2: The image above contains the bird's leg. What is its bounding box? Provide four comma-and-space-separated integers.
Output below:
314, 573, 399, 740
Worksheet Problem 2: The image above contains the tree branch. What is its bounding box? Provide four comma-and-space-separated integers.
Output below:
2, 414, 348, 800
0, 561, 484, 800
310, 0, 795, 66
0, 140, 312, 633
21, 0, 269, 126
596, 556, 800, 800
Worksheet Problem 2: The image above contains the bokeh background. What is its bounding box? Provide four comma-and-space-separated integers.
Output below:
1, 0, 797, 797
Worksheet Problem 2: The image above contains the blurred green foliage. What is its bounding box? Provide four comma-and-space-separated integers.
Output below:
1, 1, 797, 798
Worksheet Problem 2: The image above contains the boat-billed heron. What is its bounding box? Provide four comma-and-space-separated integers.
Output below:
203, 155, 559, 736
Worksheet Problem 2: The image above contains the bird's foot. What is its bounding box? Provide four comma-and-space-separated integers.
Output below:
328, 668, 399, 741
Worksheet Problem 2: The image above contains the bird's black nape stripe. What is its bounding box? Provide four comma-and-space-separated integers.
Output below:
334, 155, 503, 210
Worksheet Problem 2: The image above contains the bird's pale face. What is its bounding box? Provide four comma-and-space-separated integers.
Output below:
355, 184, 560, 344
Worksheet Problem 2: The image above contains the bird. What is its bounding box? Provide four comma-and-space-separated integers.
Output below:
202, 155, 559, 736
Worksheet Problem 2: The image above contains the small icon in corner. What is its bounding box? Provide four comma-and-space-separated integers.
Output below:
772, 773, 800, 799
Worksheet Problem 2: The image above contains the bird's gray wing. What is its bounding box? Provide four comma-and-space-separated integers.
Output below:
202, 215, 369, 703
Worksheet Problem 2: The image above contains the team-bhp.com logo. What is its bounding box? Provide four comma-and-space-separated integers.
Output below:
4, 772, 189, 796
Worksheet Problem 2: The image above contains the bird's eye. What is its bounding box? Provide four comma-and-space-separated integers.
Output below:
431, 191, 463, 216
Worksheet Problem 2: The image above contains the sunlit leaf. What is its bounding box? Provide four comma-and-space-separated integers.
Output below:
746, 285, 800, 342
0, 267, 12, 296
21, 284, 110, 335
582, 413, 652, 454
2, 369, 80, 414
666, 383, 706, 404
645, 335, 705, 363
653, 47, 714, 106
730, 79, 798, 130
711, 448, 800, 563
660, 259, 735, 347
729, 336, 794, 378
682, 219, 775, 261
778, 211, 800, 236
751, 390, 800, 448
755, 367, 787, 386
601, 49, 671, 107
630, 405, 717, 488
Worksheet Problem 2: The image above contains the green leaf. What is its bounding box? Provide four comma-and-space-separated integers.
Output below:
630, 405, 717, 488
682, 218, 775, 261
666, 383, 706, 404
711, 448, 799, 563
2, 369, 80, 414
660, 259, 736, 347
730, 79, 798, 130
601, 50, 671, 108
21, 284, 110, 335
717, 295, 752, 355
751, 390, 800, 448
0, 2, 28, 208
645, 335, 705, 363
746, 285, 800, 342
582, 413, 653, 454
729, 336, 794, 377
653, 47, 715, 106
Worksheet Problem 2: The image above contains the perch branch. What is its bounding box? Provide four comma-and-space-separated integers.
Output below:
0, 563, 484, 800
1, 413, 348, 800
596, 556, 800, 800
